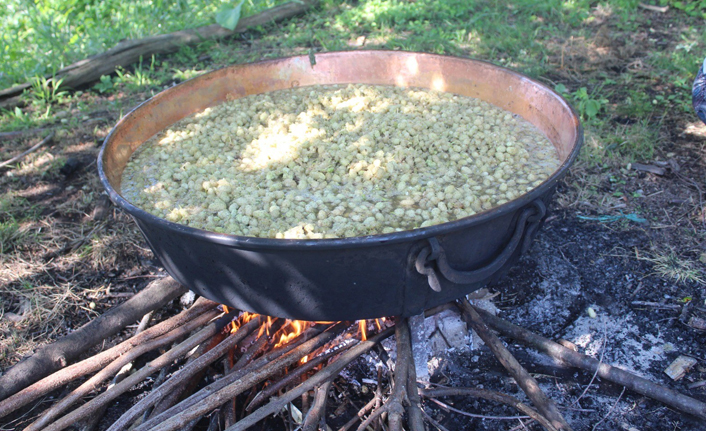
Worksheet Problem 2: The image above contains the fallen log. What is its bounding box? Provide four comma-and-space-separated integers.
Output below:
0, 0, 318, 110
0, 276, 188, 402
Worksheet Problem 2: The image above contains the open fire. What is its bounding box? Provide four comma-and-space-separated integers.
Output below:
2, 285, 704, 431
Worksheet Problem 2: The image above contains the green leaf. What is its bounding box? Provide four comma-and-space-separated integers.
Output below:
216, 0, 245, 31
554, 83, 568, 94
584, 100, 600, 118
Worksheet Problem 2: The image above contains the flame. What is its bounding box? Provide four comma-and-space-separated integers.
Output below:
220, 307, 388, 349
358, 320, 367, 341
300, 355, 309, 364
274, 319, 309, 347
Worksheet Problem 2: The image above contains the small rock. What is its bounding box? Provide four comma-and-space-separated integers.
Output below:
664, 355, 698, 380
688, 316, 706, 331
180, 291, 196, 308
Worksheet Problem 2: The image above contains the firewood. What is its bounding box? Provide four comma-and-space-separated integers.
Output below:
302, 381, 332, 431
41, 310, 238, 431
470, 305, 706, 421
137, 323, 349, 431
25, 309, 220, 431
459, 299, 572, 431
246, 348, 342, 411
108, 317, 262, 431
0, 276, 188, 402
231, 326, 395, 431
0, 0, 318, 110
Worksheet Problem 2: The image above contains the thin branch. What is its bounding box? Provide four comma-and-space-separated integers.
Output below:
427, 396, 529, 420
406, 354, 425, 431
421, 388, 556, 431
108, 317, 262, 431
422, 409, 451, 431
302, 381, 331, 431
0, 131, 55, 168
26, 311, 216, 431
41, 310, 237, 431
229, 326, 395, 431
459, 299, 572, 431
591, 387, 625, 431
0, 276, 190, 404
139, 323, 350, 431
338, 394, 377, 431
247, 347, 342, 411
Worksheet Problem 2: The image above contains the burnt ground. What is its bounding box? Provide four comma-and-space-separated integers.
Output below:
1, 3, 706, 431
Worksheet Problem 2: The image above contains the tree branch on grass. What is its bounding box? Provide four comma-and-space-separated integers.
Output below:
0, 0, 319, 110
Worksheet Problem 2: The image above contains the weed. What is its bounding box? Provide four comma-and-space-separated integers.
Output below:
555, 84, 609, 121
641, 250, 706, 285
0, 218, 22, 253
28, 76, 69, 106
172, 68, 205, 82
93, 75, 116, 94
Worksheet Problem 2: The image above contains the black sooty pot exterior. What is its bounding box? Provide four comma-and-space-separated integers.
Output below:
98, 51, 583, 321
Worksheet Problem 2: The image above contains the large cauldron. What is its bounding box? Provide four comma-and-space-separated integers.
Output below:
98, 51, 582, 321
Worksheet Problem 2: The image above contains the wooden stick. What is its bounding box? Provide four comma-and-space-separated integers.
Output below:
0, 131, 55, 168
247, 347, 342, 411
302, 381, 332, 431
138, 324, 348, 431
406, 358, 425, 431
41, 310, 236, 431
459, 299, 572, 431
140, 324, 321, 428
26, 309, 219, 431
107, 317, 262, 431
421, 387, 557, 431
471, 305, 706, 421
0, 276, 188, 402
77, 311, 154, 431
0, 1, 318, 110
338, 395, 377, 431
229, 326, 395, 431
0, 295, 216, 418
403, 315, 426, 431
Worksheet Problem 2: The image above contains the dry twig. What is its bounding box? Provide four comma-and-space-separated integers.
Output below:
0, 131, 55, 168
40, 310, 237, 431
137, 323, 349, 431
231, 326, 395, 431
25, 310, 218, 430
421, 387, 555, 430
459, 299, 572, 431
107, 317, 262, 431
302, 381, 332, 431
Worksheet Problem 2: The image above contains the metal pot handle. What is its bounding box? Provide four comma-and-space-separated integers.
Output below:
415, 199, 546, 292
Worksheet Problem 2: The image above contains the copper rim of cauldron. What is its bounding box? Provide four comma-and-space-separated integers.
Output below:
98, 50, 583, 250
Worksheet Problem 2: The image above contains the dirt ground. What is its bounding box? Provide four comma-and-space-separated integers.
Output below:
1, 4, 706, 431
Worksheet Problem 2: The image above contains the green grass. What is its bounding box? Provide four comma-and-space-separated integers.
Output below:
3, 0, 706, 166
0, 0, 287, 90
